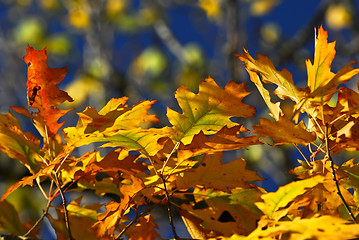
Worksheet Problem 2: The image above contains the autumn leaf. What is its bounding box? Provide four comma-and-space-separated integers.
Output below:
16, 45, 73, 137
72, 149, 147, 185
177, 125, 260, 162
167, 77, 256, 144
180, 187, 263, 237
96, 175, 144, 237
256, 176, 324, 220
237, 50, 303, 103
48, 198, 111, 240
253, 115, 316, 146
246, 70, 282, 120
305, 26, 359, 104
64, 98, 165, 157
175, 152, 264, 191
246, 215, 359, 240
306, 26, 336, 93
0, 112, 41, 173
128, 214, 160, 240
289, 160, 356, 218
255, 175, 325, 220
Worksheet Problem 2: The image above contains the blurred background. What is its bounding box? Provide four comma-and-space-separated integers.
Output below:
0, 0, 359, 239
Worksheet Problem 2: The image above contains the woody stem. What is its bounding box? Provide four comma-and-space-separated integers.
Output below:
324, 123, 356, 223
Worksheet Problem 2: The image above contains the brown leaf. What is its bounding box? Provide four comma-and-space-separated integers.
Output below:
175, 152, 264, 191
128, 214, 160, 240
253, 115, 316, 146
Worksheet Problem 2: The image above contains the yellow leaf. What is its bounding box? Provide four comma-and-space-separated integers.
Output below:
306, 26, 336, 93
255, 175, 325, 219
247, 215, 359, 240
180, 188, 263, 237
238, 50, 302, 103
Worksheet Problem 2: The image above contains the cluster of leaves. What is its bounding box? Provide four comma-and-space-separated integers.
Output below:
2, 26, 359, 239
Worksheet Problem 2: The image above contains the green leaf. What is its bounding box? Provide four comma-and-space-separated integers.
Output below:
167, 77, 256, 144
255, 175, 325, 219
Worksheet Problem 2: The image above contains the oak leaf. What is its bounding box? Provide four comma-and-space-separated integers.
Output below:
177, 125, 260, 162
255, 175, 325, 220
253, 115, 316, 146
128, 214, 160, 240
167, 77, 256, 144
306, 26, 359, 105
180, 188, 263, 237
237, 50, 303, 103
246, 215, 359, 240
64, 98, 165, 157
175, 152, 264, 191
16, 45, 73, 137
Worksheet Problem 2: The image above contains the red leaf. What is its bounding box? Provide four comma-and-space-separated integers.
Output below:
22, 45, 73, 136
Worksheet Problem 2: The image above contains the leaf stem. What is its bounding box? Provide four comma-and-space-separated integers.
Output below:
161, 141, 180, 175
324, 123, 356, 223
293, 143, 311, 166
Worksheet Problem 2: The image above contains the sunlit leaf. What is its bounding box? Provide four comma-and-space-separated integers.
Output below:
255, 175, 325, 219
175, 152, 264, 191
246, 215, 359, 240
253, 115, 316, 146
168, 77, 256, 144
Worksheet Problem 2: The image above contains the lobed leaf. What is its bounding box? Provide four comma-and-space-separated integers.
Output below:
175, 152, 264, 192
253, 115, 316, 146
245, 215, 359, 240
20, 45, 73, 137
255, 175, 325, 219
167, 77, 256, 144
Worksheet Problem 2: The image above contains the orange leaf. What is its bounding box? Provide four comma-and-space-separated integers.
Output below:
128, 214, 160, 240
21, 45, 73, 137
175, 152, 264, 191
177, 125, 260, 161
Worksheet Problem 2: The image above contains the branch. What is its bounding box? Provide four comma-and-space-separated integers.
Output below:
115, 203, 158, 240
160, 174, 179, 239
53, 173, 74, 240
324, 123, 356, 223
154, 19, 186, 65
22, 198, 52, 238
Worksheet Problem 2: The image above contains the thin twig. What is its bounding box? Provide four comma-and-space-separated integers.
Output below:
53, 173, 74, 239
115, 203, 159, 240
22, 197, 53, 238
160, 174, 179, 239
324, 123, 356, 223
